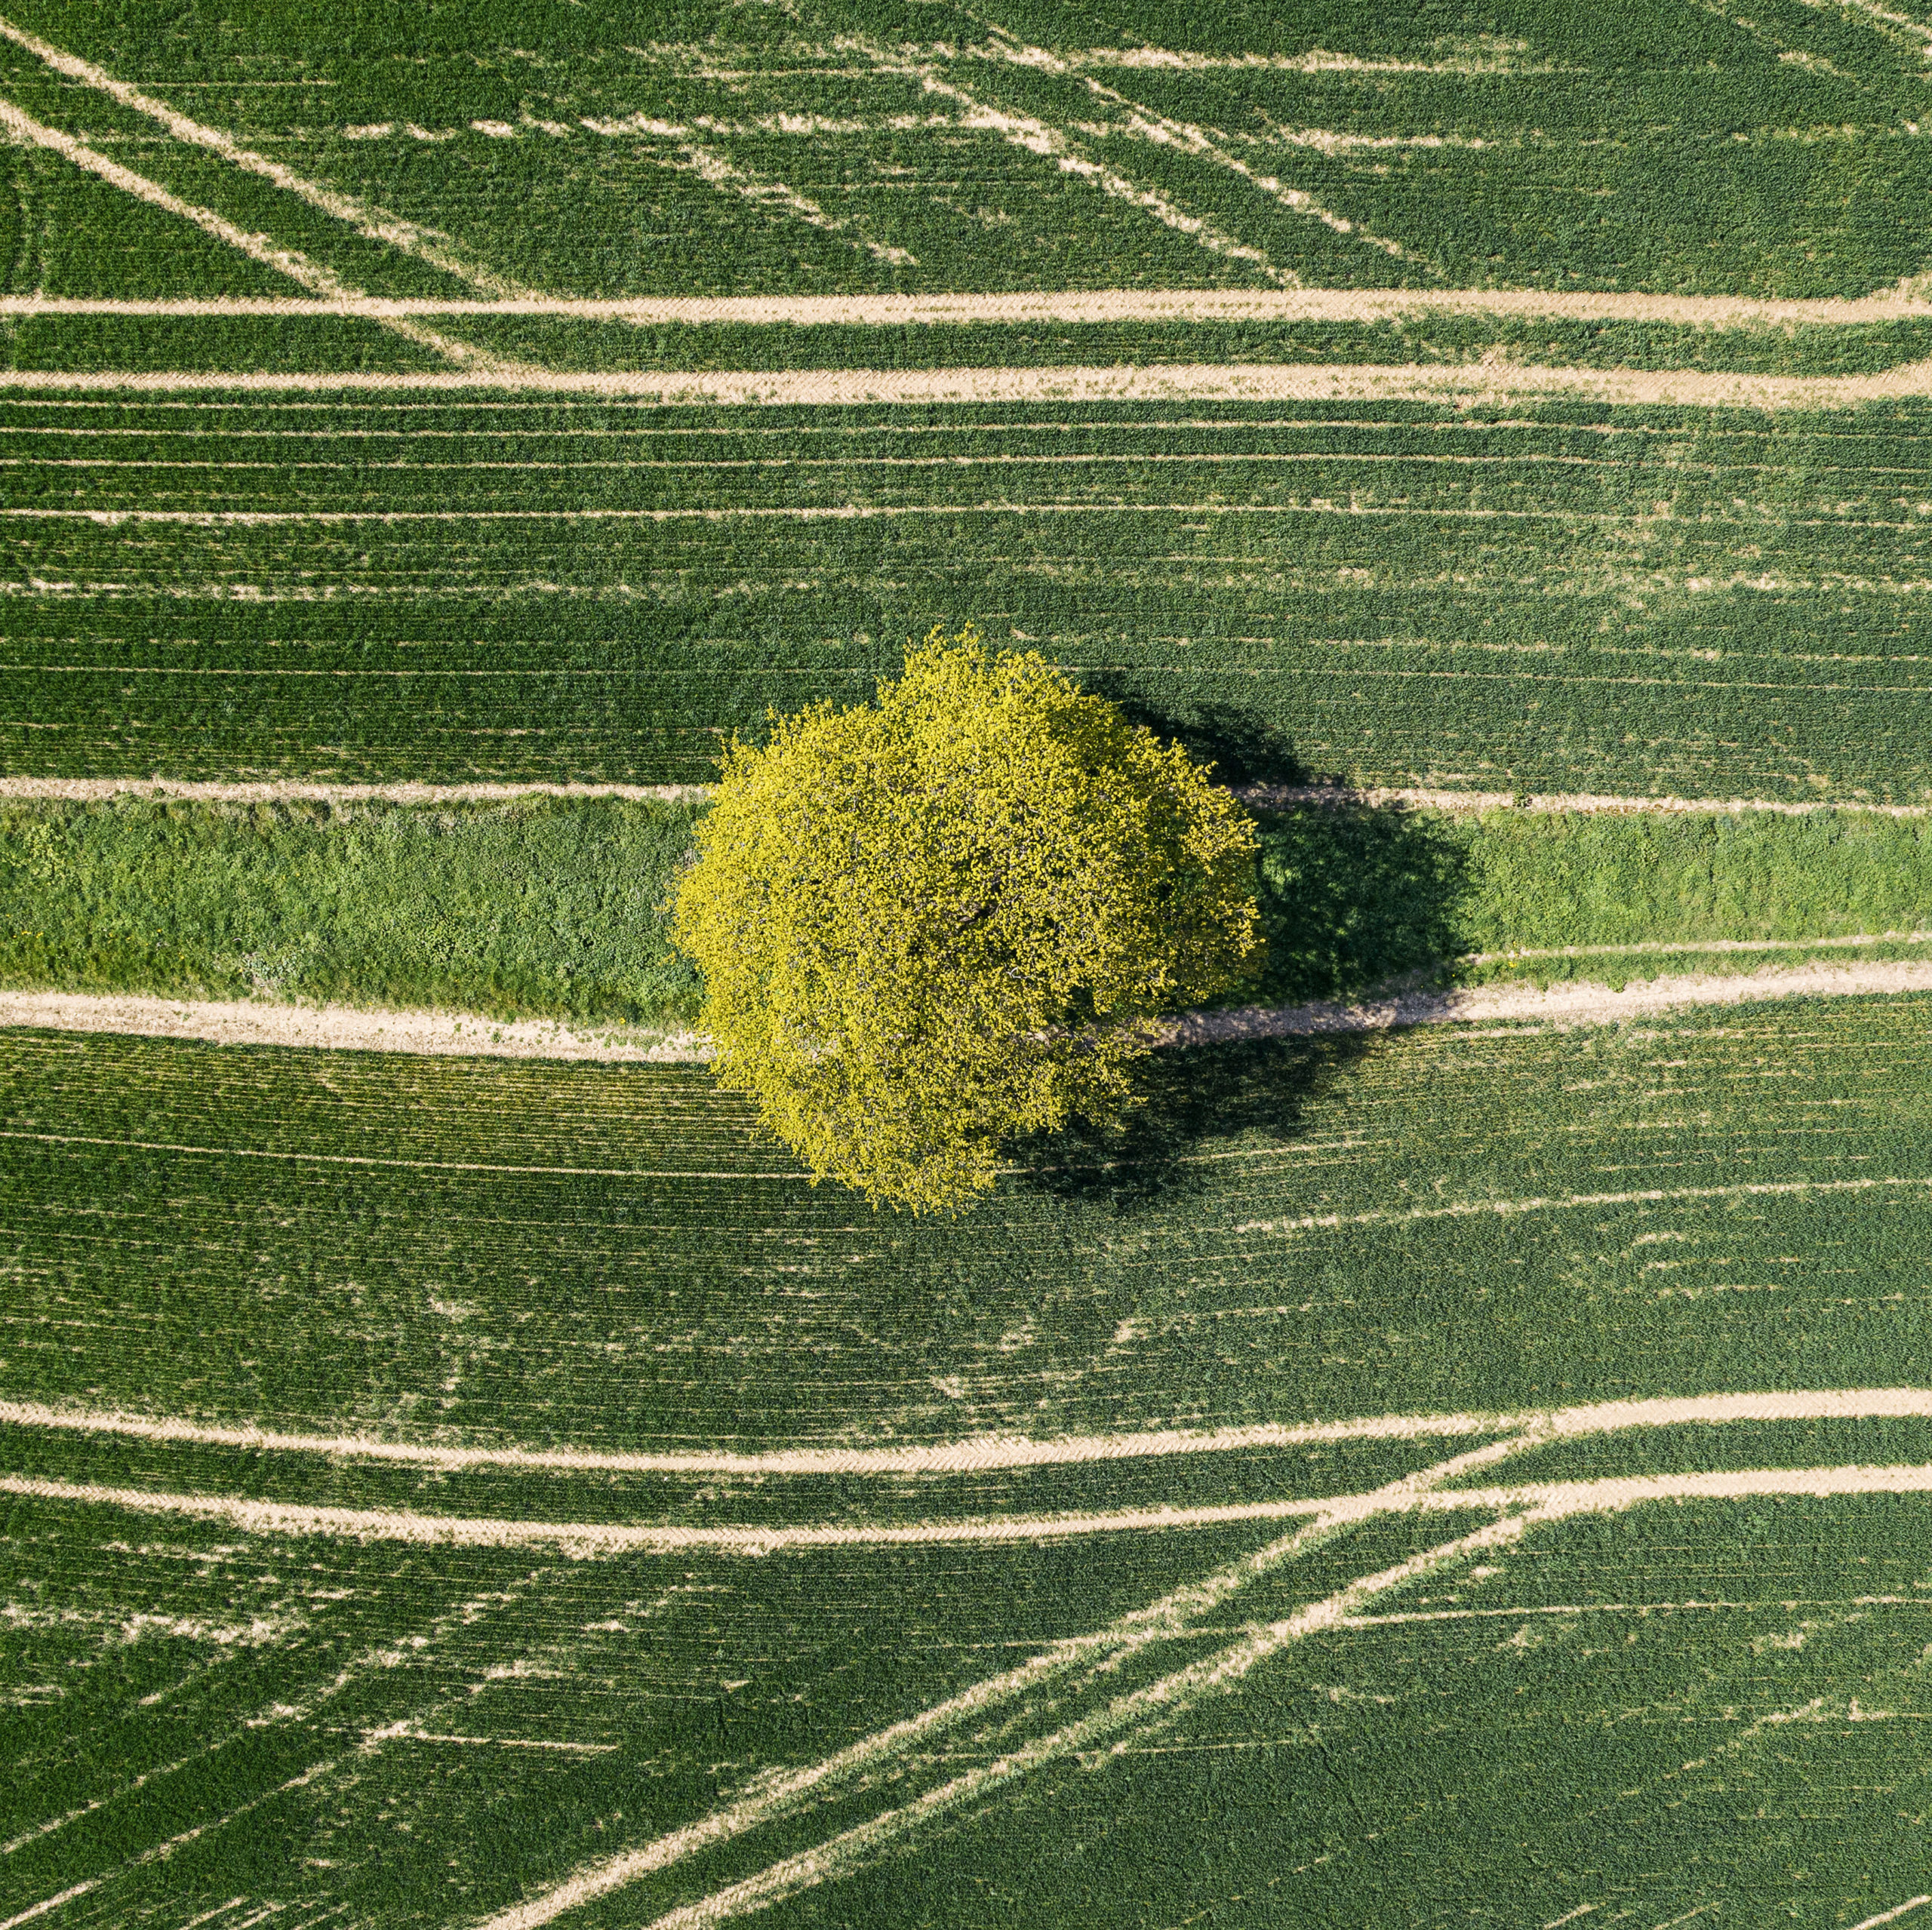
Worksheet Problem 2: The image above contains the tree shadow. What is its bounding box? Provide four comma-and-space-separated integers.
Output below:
1247, 803, 1472, 1007
1017, 1031, 1374, 1209
1103, 693, 1312, 788
1013, 786, 1475, 1211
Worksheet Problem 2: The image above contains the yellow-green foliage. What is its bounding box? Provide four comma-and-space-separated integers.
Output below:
671, 628, 1264, 1212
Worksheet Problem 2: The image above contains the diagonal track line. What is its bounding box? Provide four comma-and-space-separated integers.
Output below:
0, 95, 511, 370
467, 1431, 1540, 1930
0, 12, 534, 300
627, 1511, 1550, 1930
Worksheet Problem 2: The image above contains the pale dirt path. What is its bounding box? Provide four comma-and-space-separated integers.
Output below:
0, 776, 708, 804
1159, 958, 1932, 1043
0, 991, 709, 1062
5, 290, 1931, 327
5, 960, 1929, 1065
8, 359, 1932, 408
9, 1455, 1921, 1554
5, 776, 1925, 816
6, 1388, 1928, 1480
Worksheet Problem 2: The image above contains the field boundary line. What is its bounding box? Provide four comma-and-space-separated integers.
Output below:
0, 13, 535, 300
5, 960, 1927, 1065
3, 290, 1932, 325
3, 776, 1927, 819
5, 1387, 1929, 1477
8, 360, 1932, 407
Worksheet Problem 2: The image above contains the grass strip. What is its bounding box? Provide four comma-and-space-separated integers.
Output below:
3, 796, 1930, 1023
0, 793, 702, 1027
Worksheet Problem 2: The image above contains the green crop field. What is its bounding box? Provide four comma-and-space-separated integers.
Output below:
6, 0, 1932, 1922
7, 1000, 1932, 1927
7, 0, 1932, 793
12, 394, 1932, 799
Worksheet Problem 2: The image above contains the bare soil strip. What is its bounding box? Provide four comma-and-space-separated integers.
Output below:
1158, 959, 1932, 1043
2, 290, 1927, 325
3, 776, 1924, 817
1231, 784, 1932, 816
5, 962, 1922, 1065
0, 991, 706, 1062
5, 1387, 1927, 1480
8, 359, 1932, 407
0, 776, 708, 804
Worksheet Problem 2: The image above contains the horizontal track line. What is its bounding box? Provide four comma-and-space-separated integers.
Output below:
5, 360, 1932, 409
5, 960, 1932, 1064
7, 1456, 1932, 1555
4, 290, 1932, 326
2, 777, 1926, 817
5, 1388, 1929, 1478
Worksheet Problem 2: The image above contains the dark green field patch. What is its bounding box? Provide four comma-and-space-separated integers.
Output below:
8, 394, 1932, 796
786, 1495, 1932, 1930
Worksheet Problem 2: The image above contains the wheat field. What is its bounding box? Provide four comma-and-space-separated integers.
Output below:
7, 2, 1932, 1925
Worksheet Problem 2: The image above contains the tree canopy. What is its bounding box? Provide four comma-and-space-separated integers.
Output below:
671, 628, 1264, 1212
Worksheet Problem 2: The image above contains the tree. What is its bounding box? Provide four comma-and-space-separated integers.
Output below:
671, 628, 1265, 1212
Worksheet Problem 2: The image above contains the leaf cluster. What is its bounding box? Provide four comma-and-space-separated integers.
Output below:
671, 628, 1264, 1211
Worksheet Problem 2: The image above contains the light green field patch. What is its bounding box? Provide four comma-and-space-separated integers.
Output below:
5, 999, 1930, 1446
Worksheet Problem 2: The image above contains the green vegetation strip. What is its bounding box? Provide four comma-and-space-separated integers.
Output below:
5, 795, 1928, 1025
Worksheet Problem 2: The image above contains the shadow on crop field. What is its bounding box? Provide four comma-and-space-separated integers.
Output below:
1012, 724, 1475, 1206
1249, 804, 1473, 1006
1017, 1032, 1374, 1209
1103, 691, 1476, 1000
1108, 694, 1311, 788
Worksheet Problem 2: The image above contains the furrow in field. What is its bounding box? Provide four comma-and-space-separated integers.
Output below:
5, 290, 1932, 322
0, 13, 537, 300
10, 359, 1932, 405
844, 38, 1298, 287
601, 128, 915, 267
0, 99, 498, 370
6, 1388, 1930, 1477
5, 963, 1928, 1064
